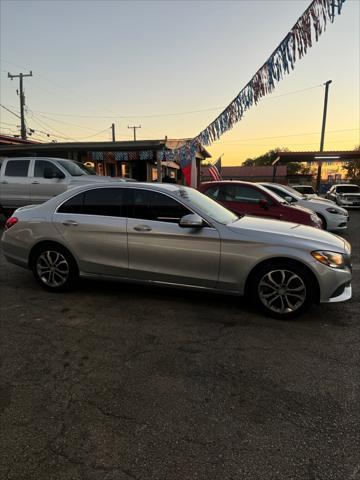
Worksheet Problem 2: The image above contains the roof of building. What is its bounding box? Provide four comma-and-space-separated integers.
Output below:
0, 138, 211, 158
276, 150, 360, 162
0, 134, 40, 145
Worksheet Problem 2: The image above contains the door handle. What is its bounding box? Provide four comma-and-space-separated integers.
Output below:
31, 181, 40, 184
62, 220, 78, 227
134, 225, 152, 232
1, 181, 8, 184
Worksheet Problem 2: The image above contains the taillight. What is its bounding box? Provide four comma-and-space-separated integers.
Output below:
4, 217, 18, 231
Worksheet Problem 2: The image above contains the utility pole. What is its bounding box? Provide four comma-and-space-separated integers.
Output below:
128, 125, 141, 141
111, 123, 116, 142
316, 80, 332, 192
8, 71, 33, 140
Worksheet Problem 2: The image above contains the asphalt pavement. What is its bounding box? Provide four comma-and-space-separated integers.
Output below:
0, 212, 359, 480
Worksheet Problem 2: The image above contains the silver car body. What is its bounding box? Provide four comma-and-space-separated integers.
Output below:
259, 183, 349, 232
2, 183, 352, 305
0, 156, 131, 210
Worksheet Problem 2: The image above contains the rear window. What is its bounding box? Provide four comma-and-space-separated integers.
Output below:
58, 188, 127, 217
4, 160, 30, 177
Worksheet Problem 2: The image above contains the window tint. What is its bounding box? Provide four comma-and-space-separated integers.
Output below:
5, 160, 30, 177
34, 160, 63, 178
58, 193, 84, 214
130, 189, 190, 222
83, 188, 127, 216
58, 188, 127, 217
219, 185, 269, 203
265, 185, 293, 201
205, 186, 220, 199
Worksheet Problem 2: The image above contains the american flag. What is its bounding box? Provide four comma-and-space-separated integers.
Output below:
208, 157, 222, 181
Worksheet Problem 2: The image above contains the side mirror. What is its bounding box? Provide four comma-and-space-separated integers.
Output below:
44, 167, 65, 179
259, 199, 269, 210
179, 213, 204, 228
285, 195, 294, 203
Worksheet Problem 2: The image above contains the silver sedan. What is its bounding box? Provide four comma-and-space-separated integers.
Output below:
1, 183, 352, 319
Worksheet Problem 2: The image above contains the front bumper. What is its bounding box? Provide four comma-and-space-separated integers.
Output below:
327, 284, 352, 303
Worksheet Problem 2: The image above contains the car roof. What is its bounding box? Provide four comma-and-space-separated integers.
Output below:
201, 180, 260, 186
2, 156, 73, 161
67, 181, 183, 193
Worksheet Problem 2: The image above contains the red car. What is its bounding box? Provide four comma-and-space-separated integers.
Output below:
199, 181, 322, 228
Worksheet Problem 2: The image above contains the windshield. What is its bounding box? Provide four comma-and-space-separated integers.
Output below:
337, 185, 360, 193
260, 184, 295, 204
57, 160, 96, 176
178, 187, 239, 225
295, 186, 314, 194
279, 184, 304, 199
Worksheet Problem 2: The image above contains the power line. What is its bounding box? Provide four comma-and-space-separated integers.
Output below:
28, 113, 78, 141
0, 104, 21, 119
4, 84, 324, 120
213, 128, 360, 144
35, 111, 104, 132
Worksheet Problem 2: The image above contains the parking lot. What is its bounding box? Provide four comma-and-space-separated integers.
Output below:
0, 212, 359, 480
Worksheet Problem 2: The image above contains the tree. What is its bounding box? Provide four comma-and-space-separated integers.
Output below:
343, 146, 360, 183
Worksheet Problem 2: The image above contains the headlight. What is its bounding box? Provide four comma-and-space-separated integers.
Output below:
326, 207, 342, 214
311, 251, 345, 269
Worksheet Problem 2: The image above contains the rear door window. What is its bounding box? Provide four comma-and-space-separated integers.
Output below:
4, 160, 30, 177
58, 188, 127, 217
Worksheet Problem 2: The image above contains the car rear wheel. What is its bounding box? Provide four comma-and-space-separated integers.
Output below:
32, 245, 78, 292
250, 262, 316, 319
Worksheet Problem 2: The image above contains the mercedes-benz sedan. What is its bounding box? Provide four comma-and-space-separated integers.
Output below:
2, 183, 352, 319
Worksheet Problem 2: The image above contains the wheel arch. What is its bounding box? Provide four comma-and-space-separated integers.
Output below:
28, 240, 78, 270
244, 256, 320, 303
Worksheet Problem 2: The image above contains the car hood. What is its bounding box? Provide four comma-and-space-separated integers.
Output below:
305, 195, 334, 204
227, 215, 347, 252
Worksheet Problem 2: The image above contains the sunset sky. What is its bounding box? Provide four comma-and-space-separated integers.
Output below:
0, 0, 359, 166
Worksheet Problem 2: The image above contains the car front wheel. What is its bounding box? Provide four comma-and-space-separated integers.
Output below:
250, 262, 316, 319
32, 245, 78, 292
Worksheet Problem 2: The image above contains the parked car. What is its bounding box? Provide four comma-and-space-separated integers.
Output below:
198, 181, 322, 229
259, 182, 349, 232
325, 184, 360, 208
291, 185, 318, 198
2, 183, 352, 319
0, 156, 133, 217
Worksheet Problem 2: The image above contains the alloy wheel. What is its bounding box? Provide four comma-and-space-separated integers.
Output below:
258, 269, 306, 315
36, 250, 70, 288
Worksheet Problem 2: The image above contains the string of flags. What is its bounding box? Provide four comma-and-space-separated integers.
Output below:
164, 0, 347, 184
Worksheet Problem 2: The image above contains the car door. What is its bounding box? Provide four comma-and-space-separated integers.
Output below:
127, 188, 220, 288
53, 187, 128, 277
217, 184, 282, 220
0, 159, 31, 208
30, 159, 68, 204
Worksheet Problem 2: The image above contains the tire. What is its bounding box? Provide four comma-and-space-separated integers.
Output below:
249, 261, 316, 319
31, 244, 78, 292
317, 213, 327, 230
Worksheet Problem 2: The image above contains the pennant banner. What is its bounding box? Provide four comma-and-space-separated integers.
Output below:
164, 0, 347, 173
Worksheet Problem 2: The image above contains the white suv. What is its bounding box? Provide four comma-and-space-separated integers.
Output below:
259, 182, 349, 232
0, 157, 132, 217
